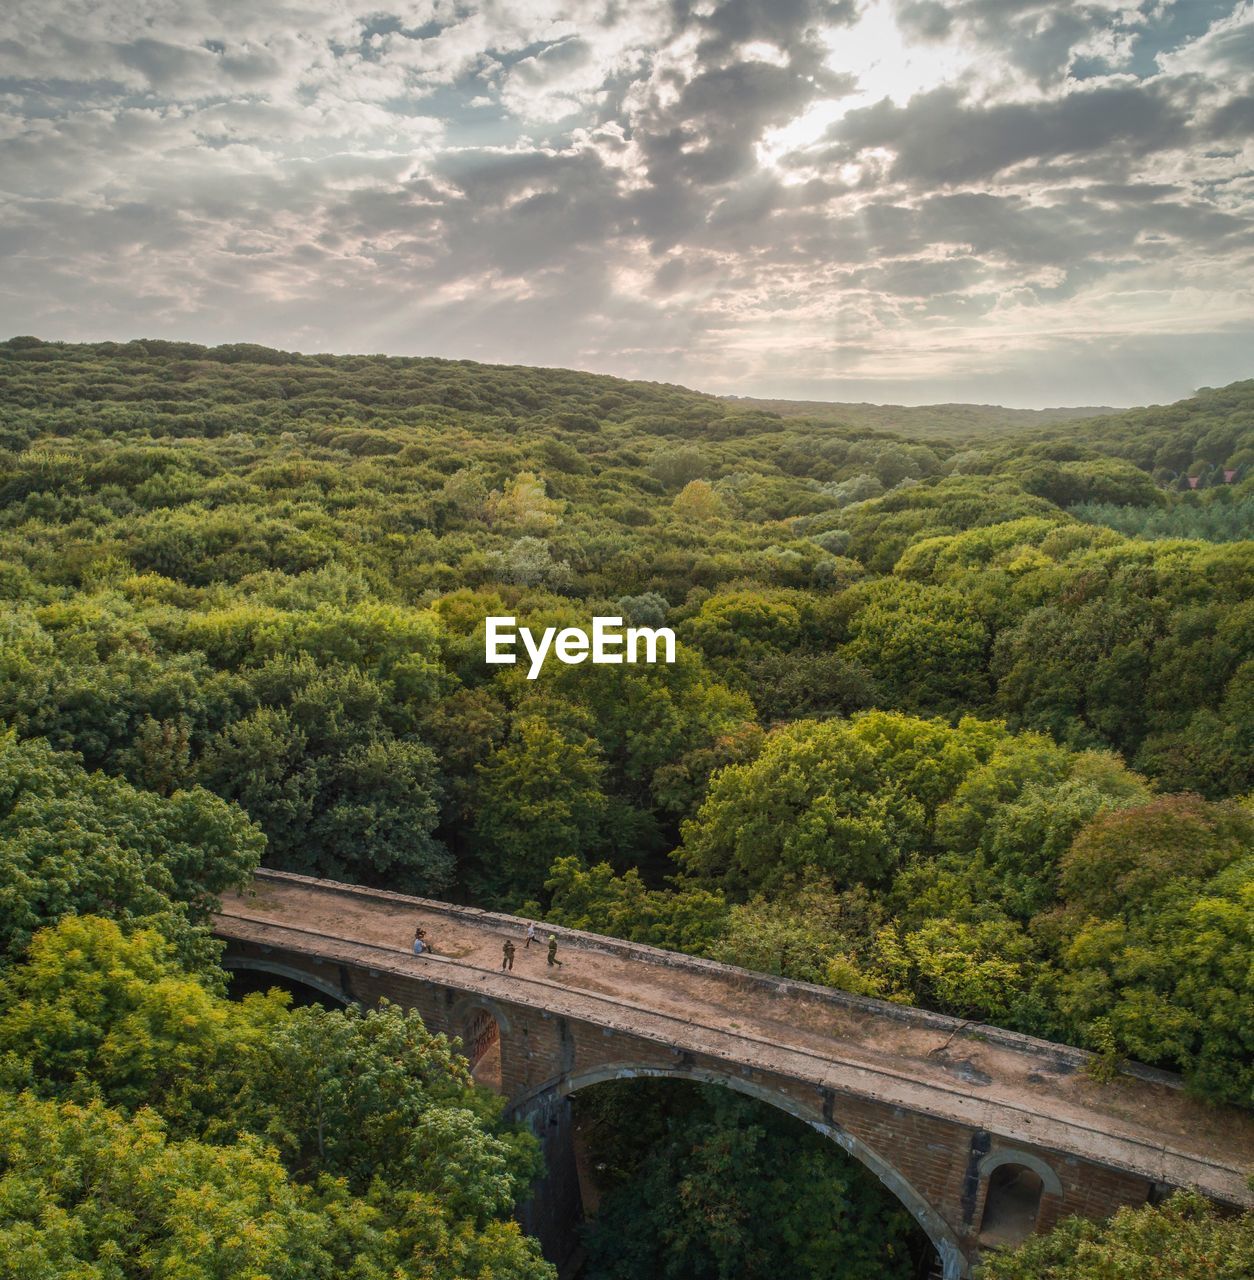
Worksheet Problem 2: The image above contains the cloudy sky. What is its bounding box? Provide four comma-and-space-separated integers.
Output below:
1, 1, 1252, 406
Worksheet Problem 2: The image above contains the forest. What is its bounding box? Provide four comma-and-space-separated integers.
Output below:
0, 336, 1250, 1278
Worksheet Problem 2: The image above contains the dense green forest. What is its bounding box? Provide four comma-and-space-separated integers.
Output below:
0, 337, 1250, 1276
722, 396, 1114, 439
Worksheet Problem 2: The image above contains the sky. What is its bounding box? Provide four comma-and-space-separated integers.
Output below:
1, 1, 1252, 407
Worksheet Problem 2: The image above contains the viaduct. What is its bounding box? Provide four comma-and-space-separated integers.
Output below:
214, 870, 1253, 1278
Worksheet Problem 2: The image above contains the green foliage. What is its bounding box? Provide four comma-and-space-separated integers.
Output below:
725, 396, 1111, 440
875, 917, 1036, 1024
1050, 797, 1254, 1106
0, 917, 284, 1124
0, 1090, 553, 1280
676, 712, 1008, 897
0, 340, 1251, 1278
842, 579, 991, 713
541, 857, 728, 952
1058, 795, 1251, 917
0, 1092, 339, 1280
710, 884, 887, 992
237, 1000, 540, 1214
976, 1191, 1253, 1280
0, 915, 553, 1278
471, 716, 608, 904
1071, 493, 1254, 543
0, 730, 262, 970
578, 1081, 923, 1280
0, 339, 1250, 1111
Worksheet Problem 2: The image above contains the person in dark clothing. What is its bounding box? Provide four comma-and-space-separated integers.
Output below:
547, 934, 562, 967
502, 939, 516, 971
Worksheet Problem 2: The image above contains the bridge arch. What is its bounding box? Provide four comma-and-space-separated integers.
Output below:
512, 1061, 967, 1280
977, 1148, 1061, 1196
221, 957, 351, 1007
450, 995, 510, 1090
977, 1151, 1060, 1249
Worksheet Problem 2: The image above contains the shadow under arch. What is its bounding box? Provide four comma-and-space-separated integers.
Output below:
511, 1062, 967, 1280
221, 957, 352, 1008
976, 1150, 1060, 1250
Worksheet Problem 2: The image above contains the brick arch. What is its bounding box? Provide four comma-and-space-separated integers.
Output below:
514, 1062, 968, 1280
451, 995, 508, 1089
449, 993, 513, 1038
978, 1148, 1062, 1196
221, 957, 351, 1006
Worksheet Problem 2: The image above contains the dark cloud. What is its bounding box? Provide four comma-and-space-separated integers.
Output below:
680, 0, 859, 60
895, 2, 952, 41
1208, 95, 1254, 140
826, 82, 1193, 186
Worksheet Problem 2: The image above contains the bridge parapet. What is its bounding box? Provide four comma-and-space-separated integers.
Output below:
236, 871, 1184, 1091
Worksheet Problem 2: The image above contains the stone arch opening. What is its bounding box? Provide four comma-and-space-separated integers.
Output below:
222, 957, 350, 1008
979, 1164, 1044, 1248
461, 1005, 503, 1090
513, 1063, 966, 1280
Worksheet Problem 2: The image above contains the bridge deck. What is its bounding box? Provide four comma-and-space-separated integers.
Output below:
215, 871, 1252, 1206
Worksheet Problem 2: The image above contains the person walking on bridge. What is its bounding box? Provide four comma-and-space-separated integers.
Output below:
525, 921, 537, 949
502, 939, 516, 971
547, 933, 563, 968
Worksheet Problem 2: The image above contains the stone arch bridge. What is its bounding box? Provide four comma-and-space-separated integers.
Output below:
215, 871, 1253, 1278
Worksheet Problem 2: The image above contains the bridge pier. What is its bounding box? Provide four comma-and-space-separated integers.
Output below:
515, 1090, 586, 1279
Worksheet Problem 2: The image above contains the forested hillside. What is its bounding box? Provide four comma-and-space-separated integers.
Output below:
0, 337, 1251, 1277
722, 396, 1114, 438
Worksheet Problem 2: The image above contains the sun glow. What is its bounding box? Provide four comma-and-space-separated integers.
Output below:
759, 0, 1011, 168
826, 0, 985, 105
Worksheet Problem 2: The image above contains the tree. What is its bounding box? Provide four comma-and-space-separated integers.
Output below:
237, 1001, 541, 1213
842, 579, 991, 714
1052, 854, 1253, 1104
676, 713, 1005, 897
0, 916, 284, 1129
743, 649, 878, 723
977, 1191, 1252, 1280
0, 1090, 555, 1280
578, 1081, 922, 1280
0, 915, 554, 1276
196, 658, 449, 890
682, 592, 802, 668
876, 917, 1035, 1023
494, 536, 571, 587
0, 1092, 339, 1280
0, 731, 262, 971
650, 446, 709, 491
471, 716, 607, 904
491, 471, 562, 533
307, 738, 450, 890
541, 856, 728, 953
711, 883, 887, 990
671, 479, 724, 521
1058, 795, 1251, 918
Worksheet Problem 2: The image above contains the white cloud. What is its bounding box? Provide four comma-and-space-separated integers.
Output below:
0, 0, 1250, 405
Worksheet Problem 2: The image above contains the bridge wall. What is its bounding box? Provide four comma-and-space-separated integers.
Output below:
222, 939, 1157, 1278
